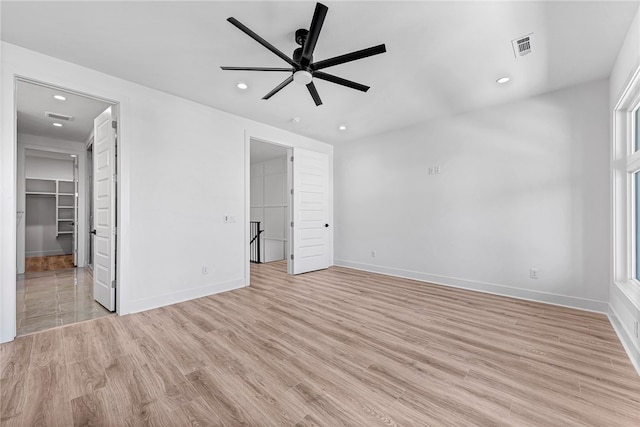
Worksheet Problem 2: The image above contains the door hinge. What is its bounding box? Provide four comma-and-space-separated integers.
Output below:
290, 156, 294, 162
290, 189, 294, 195
290, 254, 294, 260
111, 120, 117, 130
111, 280, 116, 289
291, 221, 294, 227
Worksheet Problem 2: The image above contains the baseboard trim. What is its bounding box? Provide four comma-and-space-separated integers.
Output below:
334, 260, 609, 313
26, 250, 67, 257
608, 307, 640, 376
126, 279, 246, 314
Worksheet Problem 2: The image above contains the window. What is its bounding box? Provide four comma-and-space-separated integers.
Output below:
613, 69, 640, 288
635, 170, 640, 280
636, 108, 640, 152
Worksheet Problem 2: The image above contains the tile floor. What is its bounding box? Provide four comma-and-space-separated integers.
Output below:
16, 267, 113, 336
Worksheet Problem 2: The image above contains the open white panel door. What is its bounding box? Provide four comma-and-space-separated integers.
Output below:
292, 148, 330, 274
72, 156, 79, 266
93, 107, 116, 311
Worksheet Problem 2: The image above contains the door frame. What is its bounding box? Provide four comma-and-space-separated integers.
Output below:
17, 146, 83, 273
11, 76, 121, 337
245, 135, 293, 284
85, 138, 94, 271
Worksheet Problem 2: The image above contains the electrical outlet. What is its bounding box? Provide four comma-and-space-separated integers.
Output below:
529, 268, 539, 279
428, 167, 434, 175
434, 166, 440, 174
371, 250, 376, 258
202, 266, 208, 275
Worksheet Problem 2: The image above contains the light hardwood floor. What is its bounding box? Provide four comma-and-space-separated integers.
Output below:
2, 261, 639, 426
16, 268, 113, 336
25, 255, 75, 273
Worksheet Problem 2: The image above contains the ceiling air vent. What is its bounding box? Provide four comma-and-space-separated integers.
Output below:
511, 33, 533, 58
45, 112, 73, 121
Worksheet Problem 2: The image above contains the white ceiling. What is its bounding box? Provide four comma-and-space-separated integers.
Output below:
2, 1, 636, 144
16, 80, 112, 142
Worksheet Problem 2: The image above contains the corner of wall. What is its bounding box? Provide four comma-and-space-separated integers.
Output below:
608, 302, 640, 376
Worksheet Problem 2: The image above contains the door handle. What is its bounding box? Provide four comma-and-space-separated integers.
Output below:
90, 230, 97, 235
325, 224, 329, 228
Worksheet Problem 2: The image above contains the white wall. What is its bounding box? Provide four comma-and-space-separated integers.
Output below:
25, 156, 74, 180
25, 196, 71, 257
335, 79, 610, 312
609, 3, 640, 373
250, 155, 289, 262
0, 42, 333, 343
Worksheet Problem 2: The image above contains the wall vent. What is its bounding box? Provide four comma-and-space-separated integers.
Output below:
511, 33, 533, 58
45, 112, 73, 121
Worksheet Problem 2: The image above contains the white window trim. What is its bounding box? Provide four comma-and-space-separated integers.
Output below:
613, 65, 640, 311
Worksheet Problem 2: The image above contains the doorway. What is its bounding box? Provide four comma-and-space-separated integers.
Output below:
250, 140, 291, 267
248, 139, 332, 278
15, 78, 117, 336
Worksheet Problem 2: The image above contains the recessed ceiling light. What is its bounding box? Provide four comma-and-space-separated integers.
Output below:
237, 82, 248, 90
70, 154, 77, 158
496, 77, 510, 84
53, 95, 66, 101
291, 117, 301, 124
338, 125, 347, 131
52, 123, 63, 127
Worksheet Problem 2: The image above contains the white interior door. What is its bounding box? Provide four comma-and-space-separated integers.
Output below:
72, 156, 79, 266
291, 148, 330, 274
93, 106, 116, 311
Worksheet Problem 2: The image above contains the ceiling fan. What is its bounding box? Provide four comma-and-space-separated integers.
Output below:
221, 2, 386, 106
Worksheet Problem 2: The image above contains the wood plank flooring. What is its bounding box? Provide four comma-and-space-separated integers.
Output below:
25, 255, 75, 272
2, 261, 639, 426
16, 268, 113, 336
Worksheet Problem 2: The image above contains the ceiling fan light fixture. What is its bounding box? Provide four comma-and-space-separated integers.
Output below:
237, 82, 248, 90
338, 125, 347, 131
293, 70, 313, 85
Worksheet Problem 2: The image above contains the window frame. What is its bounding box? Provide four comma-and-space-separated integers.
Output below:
613, 67, 640, 295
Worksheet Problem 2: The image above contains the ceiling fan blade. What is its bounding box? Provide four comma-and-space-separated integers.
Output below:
221, 66, 294, 72
311, 44, 387, 71
313, 71, 370, 92
301, 3, 328, 66
306, 82, 323, 106
262, 76, 294, 100
227, 17, 297, 67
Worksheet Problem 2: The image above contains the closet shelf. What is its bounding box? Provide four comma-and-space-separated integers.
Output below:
26, 192, 56, 196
